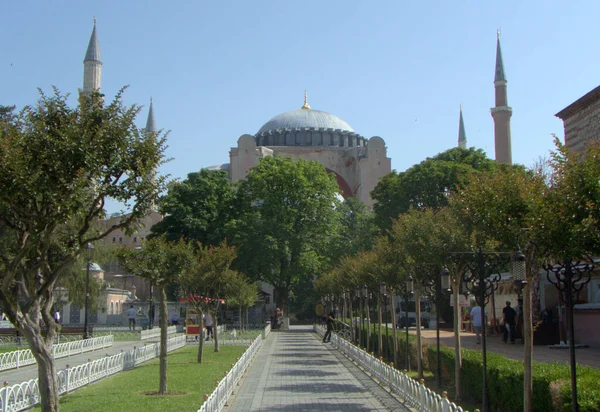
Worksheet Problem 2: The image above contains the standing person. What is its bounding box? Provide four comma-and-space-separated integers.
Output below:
502, 301, 517, 344
323, 311, 335, 343
171, 311, 179, 326
126, 305, 137, 331
204, 312, 213, 340
470, 304, 486, 344
53, 309, 60, 324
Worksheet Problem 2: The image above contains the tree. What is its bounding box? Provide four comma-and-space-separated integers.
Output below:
372, 147, 498, 230
231, 156, 341, 313
224, 275, 259, 331
0, 88, 165, 411
450, 166, 545, 409
117, 236, 191, 395
182, 242, 237, 360
151, 169, 236, 245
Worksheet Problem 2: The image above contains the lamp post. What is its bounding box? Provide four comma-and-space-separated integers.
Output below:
397, 276, 414, 370
363, 285, 370, 352
380, 283, 389, 361
545, 260, 592, 412
424, 266, 451, 388
83, 243, 95, 340
448, 247, 522, 412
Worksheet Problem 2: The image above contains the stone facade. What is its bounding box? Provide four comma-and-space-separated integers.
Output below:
555, 85, 600, 153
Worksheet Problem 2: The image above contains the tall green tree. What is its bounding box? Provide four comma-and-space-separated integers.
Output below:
151, 169, 236, 245
372, 147, 498, 230
231, 156, 340, 313
117, 236, 192, 395
0, 89, 165, 411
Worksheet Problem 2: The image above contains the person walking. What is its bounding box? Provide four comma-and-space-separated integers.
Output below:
204, 312, 213, 340
323, 311, 335, 343
502, 300, 517, 343
470, 304, 486, 344
126, 305, 137, 331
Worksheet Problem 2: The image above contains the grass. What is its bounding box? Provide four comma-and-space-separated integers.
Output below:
0, 345, 23, 353
33, 344, 248, 412
404, 370, 479, 411
94, 331, 140, 341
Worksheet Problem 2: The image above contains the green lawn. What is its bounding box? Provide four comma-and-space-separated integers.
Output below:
0, 345, 23, 353
35, 345, 248, 412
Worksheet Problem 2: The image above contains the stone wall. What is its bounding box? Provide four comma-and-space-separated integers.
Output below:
561, 97, 600, 153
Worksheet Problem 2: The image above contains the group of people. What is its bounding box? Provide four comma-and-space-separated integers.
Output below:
469, 299, 523, 344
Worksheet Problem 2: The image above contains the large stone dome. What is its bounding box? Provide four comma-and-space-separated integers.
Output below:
255, 96, 364, 148
257, 109, 354, 135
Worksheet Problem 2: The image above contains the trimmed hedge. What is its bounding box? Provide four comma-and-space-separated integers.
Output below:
425, 343, 600, 412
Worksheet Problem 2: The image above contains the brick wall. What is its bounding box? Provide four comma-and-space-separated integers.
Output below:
561, 97, 600, 153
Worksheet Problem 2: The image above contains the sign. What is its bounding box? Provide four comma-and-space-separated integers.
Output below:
315, 303, 324, 316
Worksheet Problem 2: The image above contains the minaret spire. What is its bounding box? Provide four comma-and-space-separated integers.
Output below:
145, 98, 156, 133
301, 90, 311, 110
490, 31, 513, 164
458, 104, 467, 148
83, 18, 102, 93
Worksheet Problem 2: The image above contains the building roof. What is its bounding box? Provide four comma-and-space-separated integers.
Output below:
257, 108, 354, 135
494, 31, 506, 83
555, 85, 600, 120
84, 18, 101, 62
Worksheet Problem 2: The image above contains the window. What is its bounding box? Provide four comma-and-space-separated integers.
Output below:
133, 237, 137, 243
112, 237, 116, 243
119, 237, 123, 243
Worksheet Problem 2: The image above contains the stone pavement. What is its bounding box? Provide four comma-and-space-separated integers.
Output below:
224, 325, 412, 412
415, 328, 600, 369
0, 339, 145, 386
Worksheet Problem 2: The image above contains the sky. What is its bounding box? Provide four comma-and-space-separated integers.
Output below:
2, 1, 599, 213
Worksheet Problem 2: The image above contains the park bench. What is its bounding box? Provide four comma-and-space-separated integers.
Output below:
185, 324, 201, 342
60, 326, 93, 336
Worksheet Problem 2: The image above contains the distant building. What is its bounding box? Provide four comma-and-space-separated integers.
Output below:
555, 85, 600, 153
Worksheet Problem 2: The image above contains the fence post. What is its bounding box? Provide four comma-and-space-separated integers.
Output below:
3, 381, 8, 412
65, 364, 70, 394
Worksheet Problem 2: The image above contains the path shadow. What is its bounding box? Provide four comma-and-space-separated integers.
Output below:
257, 401, 376, 411
273, 369, 340, 377
268, 382, 364, 394
277, 359, 338, 366
274, 351, 327, 358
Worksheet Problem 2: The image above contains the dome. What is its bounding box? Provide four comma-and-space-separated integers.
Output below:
257, 109, 354, 135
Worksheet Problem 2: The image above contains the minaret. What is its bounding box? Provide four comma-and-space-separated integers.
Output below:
458, 104, 467, 148
490, 31, 512, 164
83, 18, 102, 94
145, 98, 156, 133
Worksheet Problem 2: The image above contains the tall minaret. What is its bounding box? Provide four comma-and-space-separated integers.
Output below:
145, 98, 156, 133
490, 31, 512, 164
83, 18, 102, 94
458, 104, 467, 148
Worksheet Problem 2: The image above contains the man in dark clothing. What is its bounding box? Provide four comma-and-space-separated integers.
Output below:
323, 311, 335, 342
502, 301, 517, 343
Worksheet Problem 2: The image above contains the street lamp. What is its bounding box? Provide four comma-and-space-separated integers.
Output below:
83, 242, 95, 340
380, 283, 389, 361
424, 266, 450, 388
545, 259, 592, 412
448, 246, 522, 412
397, 276, 414, 370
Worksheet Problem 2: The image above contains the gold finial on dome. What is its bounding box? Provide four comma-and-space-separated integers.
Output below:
301, 90, 311, 110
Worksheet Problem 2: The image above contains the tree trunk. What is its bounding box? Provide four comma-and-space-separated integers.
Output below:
453, 279, 462, 401
158, 285, 168, 394
21, 320, 59, 412
238, 307, 242, 332
415, 287, 423, 379
213, 309, 220, 353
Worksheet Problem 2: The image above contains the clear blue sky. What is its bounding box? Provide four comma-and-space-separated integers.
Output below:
2, 1, 598, 213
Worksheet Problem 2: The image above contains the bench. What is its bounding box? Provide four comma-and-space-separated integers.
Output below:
0, 328, 24, 345
185, 325, 201, 342
60, 326, 93, 336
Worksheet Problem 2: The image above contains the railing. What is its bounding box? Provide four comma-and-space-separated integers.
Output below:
263, 322, 271, 339
314, 325, 465, 412
197, 336, 263, 412
140, 325, 177, 341
0, 336, 113, 372
0, 335, 186, 412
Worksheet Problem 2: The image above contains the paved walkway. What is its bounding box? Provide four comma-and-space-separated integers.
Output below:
415, 328, 600, 369
0, 339, 145, 386
225, 325, 411, 412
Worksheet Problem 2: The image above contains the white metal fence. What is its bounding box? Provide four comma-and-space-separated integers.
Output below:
197, 323, 271, 412
0, 335, 186, 412
0, 335, 113, 372
140, 325, 177, 341
314, 325, 465, 412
